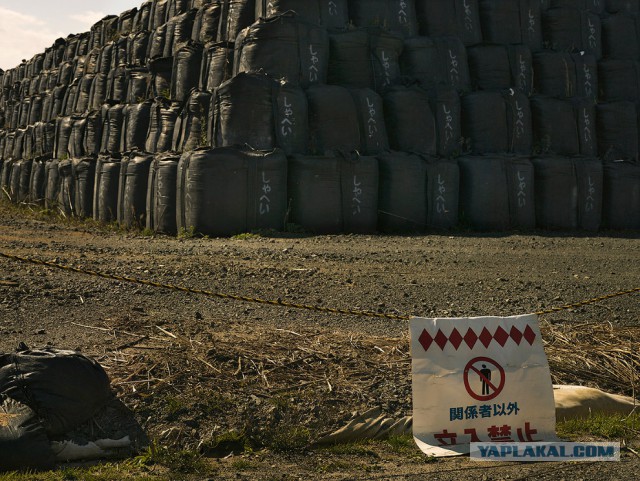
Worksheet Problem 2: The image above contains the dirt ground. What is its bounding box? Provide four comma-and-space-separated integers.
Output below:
0, 201, 638, 480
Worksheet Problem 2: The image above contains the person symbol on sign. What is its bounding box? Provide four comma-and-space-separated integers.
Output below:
480, 364, 492, 395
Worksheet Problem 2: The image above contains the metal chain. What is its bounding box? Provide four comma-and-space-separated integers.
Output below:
1, 251, 637, 321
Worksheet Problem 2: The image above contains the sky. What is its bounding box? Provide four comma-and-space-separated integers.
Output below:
0, 0, 138, 70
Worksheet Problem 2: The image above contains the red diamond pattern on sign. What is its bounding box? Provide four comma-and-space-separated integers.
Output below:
434, 330, 448, 350
448, 328, 463, 350
510, 326, 523, 345
463, 327, 478, 349
417, 324, 537, 351
523, 325, 536, 345
494, 326, 509, 347
479, 327, 493, 348
418, 329, 433, 351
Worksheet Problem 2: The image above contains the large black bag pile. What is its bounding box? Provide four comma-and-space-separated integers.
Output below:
1, 0, 640, 235
0, 346, 112, 472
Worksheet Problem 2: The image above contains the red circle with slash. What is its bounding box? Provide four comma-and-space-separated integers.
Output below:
463, 356, 505, 401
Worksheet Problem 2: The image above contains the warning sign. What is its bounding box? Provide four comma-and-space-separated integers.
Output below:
463, 357, 505, 401
411, 314, 557, 456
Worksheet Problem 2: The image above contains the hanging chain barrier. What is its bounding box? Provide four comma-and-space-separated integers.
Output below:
0, 251, 638, 320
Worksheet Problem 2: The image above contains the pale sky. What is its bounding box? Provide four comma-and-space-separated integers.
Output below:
0, 0, 138, 70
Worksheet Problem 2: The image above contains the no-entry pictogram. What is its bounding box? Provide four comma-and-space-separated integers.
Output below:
463, 357, 505, 401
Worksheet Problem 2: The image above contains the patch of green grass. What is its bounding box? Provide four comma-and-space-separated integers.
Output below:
230, 458, 256, 470
269, 425, 311, 452
199, 392, 234, 415
232, 232, 262, 240
200, 430, 251, 457
177, 226, 196, 239
384, 435, 436, 463
319, 441, 379, 457
130, 441, 210, 476
165, 396, 186, 416
316, 460, 381, 474
557, 412, 640, 441
141, 227, 155, 237
0, 461, 167, 480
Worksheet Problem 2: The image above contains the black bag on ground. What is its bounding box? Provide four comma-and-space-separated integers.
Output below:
147, 152, 180, 234
29, 160, 47, 204
176, 147, 288, 236
287, 152, 379, 234
426, 158, 460, 229
73, 157, 97, 218
93, 156, 122, 222
459, 156, 512, 231
44, 159, 60, 210
377, 151, 427, 233
0, 347, 112, 439
533, 156, 603, 230
118, 152, 154, 228
459, 156, 536, 230
57, 159, 75, 216
0, 397, 55, 471
602, 160, 640, 229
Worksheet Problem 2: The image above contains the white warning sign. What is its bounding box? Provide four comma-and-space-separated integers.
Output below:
411, 314, 557, 457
